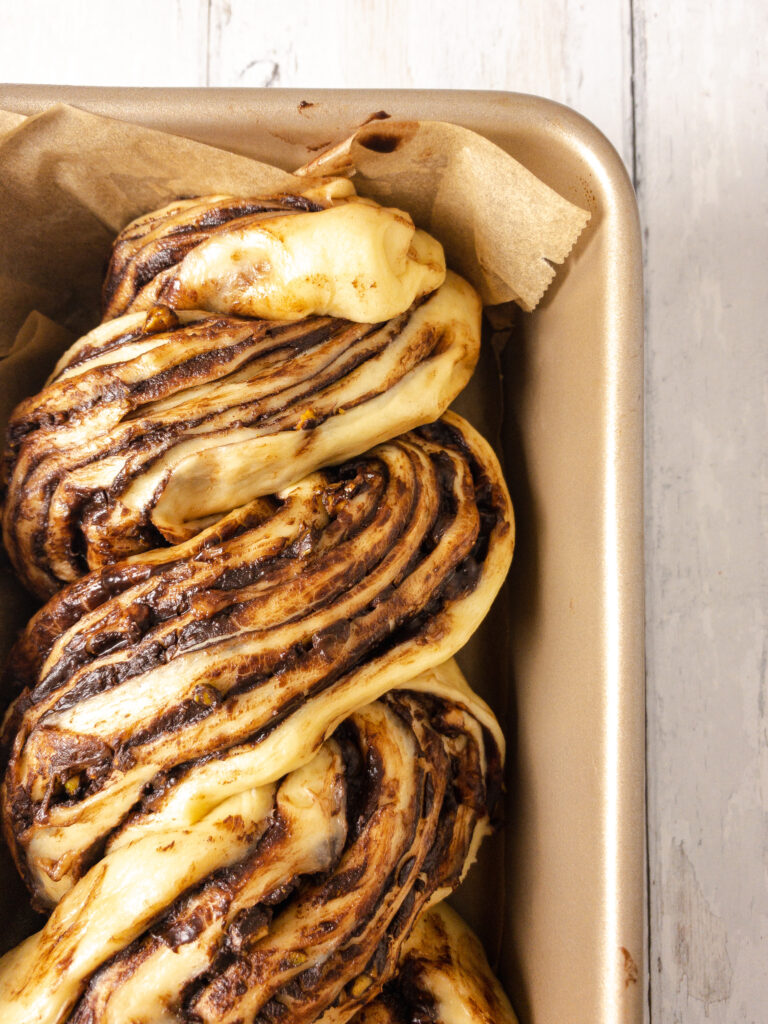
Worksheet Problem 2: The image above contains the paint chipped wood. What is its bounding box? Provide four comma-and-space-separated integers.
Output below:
0, 1, 766, 1021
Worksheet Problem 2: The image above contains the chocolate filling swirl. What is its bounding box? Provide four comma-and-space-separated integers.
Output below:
2, 414, 513, 909
1, 689, 503, 1024
102, 193, 332, 321
2, 274, 479, 599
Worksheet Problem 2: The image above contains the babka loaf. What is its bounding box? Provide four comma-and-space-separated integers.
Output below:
2, 273, 479, 598
0, 174, 519, 1024
101, 184, 446, 324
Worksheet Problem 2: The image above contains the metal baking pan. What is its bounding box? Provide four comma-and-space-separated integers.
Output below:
0, 86, 645, 1024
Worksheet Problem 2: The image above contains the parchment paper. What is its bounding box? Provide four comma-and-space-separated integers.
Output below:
297, 118, 590, 309
0, 104, 588, 357
0, 110, 25, 138
0, 101, 586, 648
0, 104, 320, 355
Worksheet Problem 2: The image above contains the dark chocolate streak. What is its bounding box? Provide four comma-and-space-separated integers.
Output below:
61, 693, 499, 1024
2, 418, 509, 906
101, 194, 327, 317
2, 289, 436, 598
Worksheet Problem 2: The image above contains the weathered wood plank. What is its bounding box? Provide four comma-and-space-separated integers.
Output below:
0, 1, 209, 87
1, 1, 633, 171
635, 0, 768, 1020
206, 0, 633, 167
2, 0, 767, 1018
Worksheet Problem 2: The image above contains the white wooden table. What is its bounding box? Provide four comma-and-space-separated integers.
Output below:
1, 2, 766, 1021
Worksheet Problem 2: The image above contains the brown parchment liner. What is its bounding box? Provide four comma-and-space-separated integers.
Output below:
0, 102, 587, 952
0, 103, 586, 646
296, 118, 590, 309
0, 105, 587, 354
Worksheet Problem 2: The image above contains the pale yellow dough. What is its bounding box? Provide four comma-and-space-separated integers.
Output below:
149, 198, 446, 323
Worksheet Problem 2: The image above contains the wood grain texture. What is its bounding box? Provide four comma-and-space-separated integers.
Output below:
1, 0, 766, 1021
206, 0, 633, 167
635, 0, 768, 1020
0, 0, 209, 87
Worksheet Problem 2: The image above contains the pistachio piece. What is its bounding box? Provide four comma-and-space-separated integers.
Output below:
63, 774, 81, 797
296, 408, 319, 430
192, 685, 220, 708
350, 974, 374, 998
143, 304, 180, 334
284, 951, 309, 968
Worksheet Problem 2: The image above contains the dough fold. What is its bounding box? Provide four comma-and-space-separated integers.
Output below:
354, 903, 519, 1024
101, 186, 446, 324
0, 690, 503, 1024
2, 273, 480, 598
2, 414, 513, 910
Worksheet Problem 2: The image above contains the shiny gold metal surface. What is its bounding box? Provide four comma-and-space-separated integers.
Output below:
0, 86, 645, 1024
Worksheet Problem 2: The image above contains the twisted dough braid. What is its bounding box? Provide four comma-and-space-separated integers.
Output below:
2, 272, 479, 599
101, 185, 446, 324
0, 182, 518, 1024
0, 685, 503, 1024
2, 414, 513, 910
355, 902, 518, 1024
101, 187, 351, 321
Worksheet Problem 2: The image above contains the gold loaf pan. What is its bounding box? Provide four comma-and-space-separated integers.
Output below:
0, 86, 645, 1024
